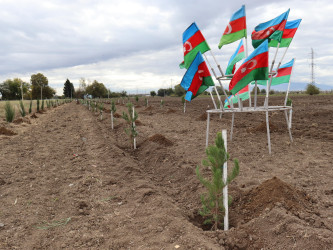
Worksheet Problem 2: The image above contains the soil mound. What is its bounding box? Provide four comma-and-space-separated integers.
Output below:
0, 127, 17, 136
135, 105, 142, 108
166, 108, 176, 114
113, 113, 122, 118
148, 134, 173, 146
143, 106, 153, 111
30, 113, 38, 119
232, 177, 314, 223
247, 121, 279, 133
135, 120, 143, 126
13, 117, 31, 124
196, 113, 207, 121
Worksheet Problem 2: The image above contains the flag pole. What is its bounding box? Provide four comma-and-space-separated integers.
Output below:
284, 58, 295, 106
243, 37, 252, 108
276, 46, 289, 71
267, 43, 281, 96
209, 90, 218, 109
209, 50, 225, 77
204, 54, 232, 109
254, 81, 258, 109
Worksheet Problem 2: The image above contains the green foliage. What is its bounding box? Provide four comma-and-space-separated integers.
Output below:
29, 100, 32, 114
86, 80, 108, 98
150, 90, 156, 97
269, 90, 275, 95
157, 88, 174, 97
260, 88, 266, 94
41, 99, 45, 110
31, 73, 55, 99
135, 96, 139, 103
46, 100, 51, 108
36, 99, 40, 112
4, 101, 15, 122
99, 103, 104, 120
286, 98, 292, 106
111, 100, 116, 113
181, 95, 185, 104
0, 78, 30, 100
306, 83, 320, 95
196, 132, 239, 230
122, 102, 138, 148
174, 84, 186, 97
19, 100, 26, 117
160, 99, 164, 107
63, 79, 75, 98
251, 86, 260, 94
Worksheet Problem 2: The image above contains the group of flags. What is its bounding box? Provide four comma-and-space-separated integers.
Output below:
180, 5, 301, 104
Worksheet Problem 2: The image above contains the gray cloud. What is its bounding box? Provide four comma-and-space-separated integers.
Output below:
0, 0, 332, 95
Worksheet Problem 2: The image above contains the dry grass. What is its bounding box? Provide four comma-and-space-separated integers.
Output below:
0, 100, 37, 118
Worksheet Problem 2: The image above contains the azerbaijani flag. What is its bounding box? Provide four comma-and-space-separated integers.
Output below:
229, 40, 269, 95
251, 9, 290, 48
224, 85, 249, 108
256, 58, 294, 86
225, 40, 245, 76
180, 52, 215, 101
218, 5, 247, 49
269, 19, 302, 47
180, 22, 210, 69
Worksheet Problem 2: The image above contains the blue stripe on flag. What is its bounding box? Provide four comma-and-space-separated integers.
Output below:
254, 9, 290, 32
285, 19, 302, 29
230, 5, 245, 22
243, 39, 268, 64
183, 22, 199, 44
280, 58, 294, 69
180, 52, 204, 91
228, 40, 243, 66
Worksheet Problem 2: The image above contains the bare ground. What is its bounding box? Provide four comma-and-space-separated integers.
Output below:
0, 95, 332, 249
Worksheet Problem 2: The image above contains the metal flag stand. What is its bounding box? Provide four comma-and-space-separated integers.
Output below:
203, 44, 294, 154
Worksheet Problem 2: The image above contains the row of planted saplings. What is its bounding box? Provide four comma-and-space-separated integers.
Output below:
4, 99, 72, 123
80, 99, 138, 149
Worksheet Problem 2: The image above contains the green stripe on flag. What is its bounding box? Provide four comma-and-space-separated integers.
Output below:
224, 91, 249, 108
269, 38, 292, 48
218, 30, 246, 49
226, 53, 245, 75
256, 75, 290, 86
184, 42, 210, 69
231, 68, 268, 95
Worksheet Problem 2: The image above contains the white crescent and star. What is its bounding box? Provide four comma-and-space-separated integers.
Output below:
225, 23, 232, 34
266, 27, 276, 36
183, 41, 192, 53
241, 59, 257, 74
198, 70, 204, 81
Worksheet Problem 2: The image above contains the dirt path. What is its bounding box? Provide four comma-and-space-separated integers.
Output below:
1, 95, 333, 249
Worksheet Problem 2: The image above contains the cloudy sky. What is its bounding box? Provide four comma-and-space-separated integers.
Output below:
1, 0, 332, 95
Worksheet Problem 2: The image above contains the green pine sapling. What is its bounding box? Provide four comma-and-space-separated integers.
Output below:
19, 100, 26, 117
135, 96, 139, 104
111, 100, 116, 130
196, 132, 239, 230
286, 98, 292, 106
122, 102, 138, 149
41, 99, 44, 110
4, 101, 15, 122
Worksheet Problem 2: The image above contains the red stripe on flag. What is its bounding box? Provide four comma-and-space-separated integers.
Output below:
237, 85, 249, 94
275, 66, 292, 77
238, 45, 245, 54
183, 31, 205, 56
252, 20, 287, 40
229, 52, 268, 91
187, 62, 210, 96
282, 28, 297, 39
223, 16, 246, 35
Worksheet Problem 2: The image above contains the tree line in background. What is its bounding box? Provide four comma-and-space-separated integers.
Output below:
0, 73, 324, 101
